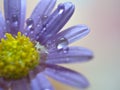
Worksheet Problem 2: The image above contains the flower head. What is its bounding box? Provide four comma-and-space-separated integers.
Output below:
0, 0, 93, 90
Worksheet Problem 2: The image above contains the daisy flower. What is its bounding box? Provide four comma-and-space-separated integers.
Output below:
0, 0, 93, 90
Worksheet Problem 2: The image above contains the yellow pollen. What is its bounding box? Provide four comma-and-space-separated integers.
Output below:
0, 32, 39, 79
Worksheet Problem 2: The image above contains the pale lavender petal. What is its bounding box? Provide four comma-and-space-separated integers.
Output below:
30, 73, 54, 90
11, 78, 29, 90
4, 0, 26, 35
47, 24, 90, 49
31, 0, 56, 25
36, 2, 75, 45
46, 47, 93, 64
25, 0, 56, 38
46, 25, 90, 50
0, 11, 6, 38
56, 24, 90, 44
44, 64, 89, 88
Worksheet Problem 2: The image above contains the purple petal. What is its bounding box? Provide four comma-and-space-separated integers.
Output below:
44, 64, 89, 88
46, 46, 93, 64
47, 25, 90, 50
30, 73, 54, 90
11, 78, 29, 90
0, 11, 5, 38
57, 24, 90, 44
25, 0, 56, 39
36, 2, 75, 45
4, 0, 26, 35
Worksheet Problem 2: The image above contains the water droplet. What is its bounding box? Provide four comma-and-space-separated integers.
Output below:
58, 3, 65, 9
43, 27, 46, 31
12, 21, 18, 28
12, 14, 18, 22
26, 18, 34, 25
28, 26, 34, 31
58, 4, 64, 14
56, 37, 69, 52
26, 18, 34, 31
42, 22, 47, 28
11, 14, 18, 27
41, 27, 47, 33
43, 15, 48, 19
59, 9, 64, 14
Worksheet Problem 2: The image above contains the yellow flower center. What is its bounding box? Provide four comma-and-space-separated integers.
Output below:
0, 32, 40, 80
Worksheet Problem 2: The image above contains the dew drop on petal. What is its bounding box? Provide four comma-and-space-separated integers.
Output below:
56, 37, 69, 53
41, 26, 47, 34
58, 3, 65, 9
58, 4, 65, 14
26, 18, 34, 31
42, 15, 48, 21
26, 18, 34, 25
11, 14, 18, 27
43, 27, 47, 31
43, 15, 48, 19
58, 9, 64, 14
12, 14, 18, 22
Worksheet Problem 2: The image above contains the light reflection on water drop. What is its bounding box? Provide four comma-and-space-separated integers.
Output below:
26, 18, 34, 31
12, 14, 18, 27
58, 4, 65, 15
56, 37, 69, 53
42, 15, 48, 21
26, 18, 33, 25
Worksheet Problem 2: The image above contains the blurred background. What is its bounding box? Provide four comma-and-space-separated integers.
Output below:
0, 0, 120, 90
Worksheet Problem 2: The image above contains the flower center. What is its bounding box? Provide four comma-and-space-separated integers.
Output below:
0, 32, 40, 80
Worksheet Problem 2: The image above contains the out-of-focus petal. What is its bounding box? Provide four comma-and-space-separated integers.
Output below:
36, 2, 75, 45
30, 73, 54, 90
0, 11, 6, 38
46, 46, 93, 64
11, 78, 29, 90
44, 64, 89, 88
4, 0, 26, 35
25, 0, 56, 39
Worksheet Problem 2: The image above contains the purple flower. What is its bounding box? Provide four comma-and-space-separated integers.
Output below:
0, 0, 93, 90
